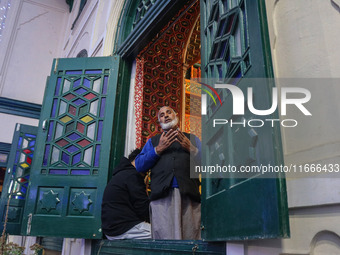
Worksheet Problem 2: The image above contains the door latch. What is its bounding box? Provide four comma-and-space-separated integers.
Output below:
42, 120, 48, 131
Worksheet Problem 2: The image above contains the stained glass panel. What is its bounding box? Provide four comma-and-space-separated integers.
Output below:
203, 0, 249, 81
22, 56, 119, 239
42, 68, 110, 175
0, 124, 37, 236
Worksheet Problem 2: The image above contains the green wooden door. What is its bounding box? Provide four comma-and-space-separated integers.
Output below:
0, 124, 37, 235
200, 0, 289, 240
21, 56, 119, 239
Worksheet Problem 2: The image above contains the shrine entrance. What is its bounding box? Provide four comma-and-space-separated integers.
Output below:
134, 1, 202, 148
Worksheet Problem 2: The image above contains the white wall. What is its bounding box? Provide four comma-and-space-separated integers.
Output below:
245, 1, 340, 254
62, 0, 121, 58
0, 113, 38, 143
267, 0, 340, 206
0, 0, 69, 104
0, 0, 69, 143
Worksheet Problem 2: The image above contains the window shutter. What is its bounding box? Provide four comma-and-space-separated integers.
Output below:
21, 56, 120, 239
0, 124, 37, 235
200, 0, 289, 241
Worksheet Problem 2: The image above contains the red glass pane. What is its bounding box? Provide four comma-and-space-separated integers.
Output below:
56, 139, 69, 147
64, 93, 76, 100
84, 93, 96, 100
27, 157, 32, 164
23, 149, 31, 154
77, 139, 91, 147
69, 105, 77, 116
77, 122, 85, 133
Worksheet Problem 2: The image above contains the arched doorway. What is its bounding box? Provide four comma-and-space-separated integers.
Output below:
133, 0, 201, 147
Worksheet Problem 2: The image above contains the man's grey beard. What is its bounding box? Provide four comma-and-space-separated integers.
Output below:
160, 117, 178, 131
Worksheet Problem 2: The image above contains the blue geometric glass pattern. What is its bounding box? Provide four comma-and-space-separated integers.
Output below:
73, 98, 86, 106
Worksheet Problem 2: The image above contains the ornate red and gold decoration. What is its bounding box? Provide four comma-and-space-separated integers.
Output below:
135, 0, 200, 147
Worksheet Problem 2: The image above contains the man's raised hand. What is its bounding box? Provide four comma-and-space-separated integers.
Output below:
177, 130, 198, 155
155, 129, 177, 155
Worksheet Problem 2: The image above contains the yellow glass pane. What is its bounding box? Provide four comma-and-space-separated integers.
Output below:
81, 115, 93, 123
21, 163, 29, 168
60, 116, 72, 123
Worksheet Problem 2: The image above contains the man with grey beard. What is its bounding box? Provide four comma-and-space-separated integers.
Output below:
135, 106, 201, 240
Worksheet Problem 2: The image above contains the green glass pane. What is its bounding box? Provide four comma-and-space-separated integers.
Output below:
79, 105, 88, 116
65, 122, 75, 134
